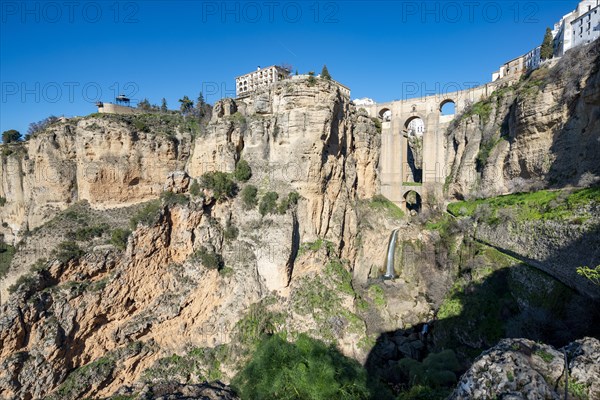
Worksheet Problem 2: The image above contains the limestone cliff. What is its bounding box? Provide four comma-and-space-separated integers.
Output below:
445, 40, 600, 199
0, 114, 193, 245
0, 77, 384, 399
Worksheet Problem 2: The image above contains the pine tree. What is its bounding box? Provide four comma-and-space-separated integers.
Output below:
178, 96, 194, 115
540, 27, 554, 60
320, 64, 331, 80
160, 98, 168, 113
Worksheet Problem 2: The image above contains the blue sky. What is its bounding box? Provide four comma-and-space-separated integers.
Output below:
0, 1, 579, 135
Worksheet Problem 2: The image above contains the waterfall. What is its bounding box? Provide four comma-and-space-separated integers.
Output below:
384, 229, 399, 279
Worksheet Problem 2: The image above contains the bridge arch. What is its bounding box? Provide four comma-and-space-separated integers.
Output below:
404, 115, 425, 136
440, 99, 456, 115
379, 108, 392, 121
404, 190, 422, 213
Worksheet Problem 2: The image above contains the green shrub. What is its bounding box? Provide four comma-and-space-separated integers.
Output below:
111, 228, 131, 250
133, 119, 150, 132
259, 192, 279, 216
191, 246, 224, 270
160, 191, 188, 206
0, 242, 16, 278
53, 241, 84, 263
200, 171, 238, 202
223, 220, 239, 240
68, 224, 109, 241
189, 179, 201, 196
241, 185, 258, 209
8, 273, 38, 294
130, 200, 162, 229
234, 159, 252, 182
0, 197, 6, 206
371, 117, 382, 134
277, 191, 300, 214
398, 350, 461, 388
232, 334, 370, 400
55, 356, 116, 399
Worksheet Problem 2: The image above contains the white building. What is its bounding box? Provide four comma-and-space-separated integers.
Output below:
572, 4, 600, 48
492, 1, 600, 82
553, 0, 600, 57
236, 65, 289, 97
407, 118, 424, 136
524, 46, 542, 71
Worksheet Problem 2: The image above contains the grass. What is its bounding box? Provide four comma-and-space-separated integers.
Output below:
0, 243, 16, 278
403, 182, 423, 186
368, 284, 386, 308
534, 349, 554, 363
298, 238, 335, 256
368, 194, 404, 220
447, 187, 600, 222
129, 200, 162, 229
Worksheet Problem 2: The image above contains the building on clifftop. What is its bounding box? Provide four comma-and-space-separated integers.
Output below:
236, 65, 290, 98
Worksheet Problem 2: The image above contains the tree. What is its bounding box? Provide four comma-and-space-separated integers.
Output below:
307, 71, 316, 86
321, 64, 332, 80
577, 265, 600, 286
178, 96, 194, 115
2, 130, 22, 144
233, 159, 252, 182
138, 98, 151, 111
241, 185, 258, 209
196, 92, 207, 117
232, 334, 371, 400
27, 115, 58, 137
197, 92, 205, 108
540, 27, 554, 60
160, 98, 168, 113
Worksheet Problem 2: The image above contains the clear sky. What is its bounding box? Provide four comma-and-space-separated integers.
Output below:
0, 1, 580, 135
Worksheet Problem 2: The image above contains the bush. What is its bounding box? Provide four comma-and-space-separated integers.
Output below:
277, 191, 301, 214
200, 171, 238, 202
241, 185, 258, 209
53, 241, 84, 263
2, 129, 21, 143
27, 115, 58, 137
397, 350, 461, 388
191, 246, 224, 270
232, 334, 370, 400
130, 200, 162, 229
223, 220, 238, 240
68, 224, 108, 241
111, 228, 131, 250
160, 191, 188, 206
234, 159, 252, 182
0, 197, 6, 206
259, 192, 279, 216
0, 242, 16, 278
189, 179, 201, 196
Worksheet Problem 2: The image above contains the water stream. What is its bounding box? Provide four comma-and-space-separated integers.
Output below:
384, 229, 399, 279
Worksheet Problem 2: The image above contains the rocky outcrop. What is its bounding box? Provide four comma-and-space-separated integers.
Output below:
446, 40, 600, 198
186, 76, 380, 289
0, 116, 192, 244
0, 78, 384, 399
110, 381, 240, 400
450, 337, 600, 400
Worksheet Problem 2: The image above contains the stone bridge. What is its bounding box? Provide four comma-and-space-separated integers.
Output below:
361, 82, 502, 211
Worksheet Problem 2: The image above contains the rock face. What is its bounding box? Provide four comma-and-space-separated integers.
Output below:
0, 116, 192, 244
0, 78, 384, 399
445, 41, 600, 199
450, 337, 600, 400
187, 76, 380, 290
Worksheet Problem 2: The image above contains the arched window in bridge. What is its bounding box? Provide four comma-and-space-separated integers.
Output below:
440, 99, 456, 116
